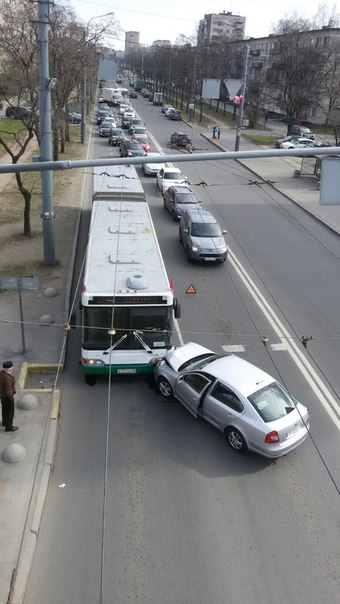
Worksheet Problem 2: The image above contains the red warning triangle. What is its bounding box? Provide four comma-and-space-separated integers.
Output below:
186, 284, 197, 294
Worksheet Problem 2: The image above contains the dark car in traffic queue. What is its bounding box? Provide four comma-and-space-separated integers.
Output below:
119, 139, 147, 158
99, 120, 116, 137
163, 186, 202, 221
97, 107, 112, 125
108, 127, 127, 146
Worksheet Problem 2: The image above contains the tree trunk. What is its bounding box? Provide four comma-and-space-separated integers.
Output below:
15, 172, 31, 236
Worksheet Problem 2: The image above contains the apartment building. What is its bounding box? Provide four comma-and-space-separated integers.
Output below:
198, 11, 246, 45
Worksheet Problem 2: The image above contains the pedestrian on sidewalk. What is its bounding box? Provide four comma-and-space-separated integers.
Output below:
0, 360, 18, 432
216, 127, 221, 139
264, 111, 269, 125
212, 126, 217, 139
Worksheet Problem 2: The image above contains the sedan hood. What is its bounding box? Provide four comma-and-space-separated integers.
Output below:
164, 342, 215, 371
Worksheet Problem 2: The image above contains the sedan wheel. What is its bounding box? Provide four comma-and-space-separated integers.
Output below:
157, 376, 174, 399
225, 427, 247, 453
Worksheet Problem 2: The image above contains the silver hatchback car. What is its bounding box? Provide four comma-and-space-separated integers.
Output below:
154, 342, 310, 459
179, 208, 228, 262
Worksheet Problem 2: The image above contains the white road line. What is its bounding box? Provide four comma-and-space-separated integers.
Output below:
222, 344, 246, 353
229, 248, 340, 430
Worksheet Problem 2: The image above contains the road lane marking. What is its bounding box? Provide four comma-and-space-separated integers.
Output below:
229, 249, 340, 430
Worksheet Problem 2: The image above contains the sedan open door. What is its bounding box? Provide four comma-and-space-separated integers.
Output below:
174, 373, 213, 417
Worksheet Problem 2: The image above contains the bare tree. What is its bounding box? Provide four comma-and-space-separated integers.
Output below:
0, 0, 40, 235
266, 18, 329, 133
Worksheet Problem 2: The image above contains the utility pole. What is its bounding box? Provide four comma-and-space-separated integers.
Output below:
188, 46, 198, 122
235, 45, 250, 152
38, 0, 55, 265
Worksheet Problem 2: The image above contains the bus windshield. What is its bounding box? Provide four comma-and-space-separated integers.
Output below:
82, 306, 172, 350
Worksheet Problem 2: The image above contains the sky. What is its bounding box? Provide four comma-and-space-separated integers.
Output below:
67, 1, 339, 50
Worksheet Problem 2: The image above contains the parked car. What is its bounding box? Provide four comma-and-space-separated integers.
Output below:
162, 104, 174, 114
142, 153, 165, 176
99, 120, 116, 136
154, 342, 310, 459
66, 111, 81, 124
275, 135, 295, 148
170, 132, 192, 147
108, 127, 127, 146
179, 208, 228, 262
168, 109, 182, 121
5, 105, 32, 119
291, 125, 314, 139
119, 139, 147, 158
164, 106, 176, 117
156, 167, 188, 194
280, 137, 315, 149
163, 186, 201, 221
132, 134, 151, 153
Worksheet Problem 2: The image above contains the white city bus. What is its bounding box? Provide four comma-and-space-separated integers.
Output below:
79, 166, 180, 379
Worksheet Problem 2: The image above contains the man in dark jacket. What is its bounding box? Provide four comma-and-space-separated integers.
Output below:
0, 360, 18, 432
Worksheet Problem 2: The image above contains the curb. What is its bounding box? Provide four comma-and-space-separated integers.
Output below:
10, 387, 61, 604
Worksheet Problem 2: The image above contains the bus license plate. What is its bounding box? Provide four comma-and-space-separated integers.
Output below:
117, 368, 136, 374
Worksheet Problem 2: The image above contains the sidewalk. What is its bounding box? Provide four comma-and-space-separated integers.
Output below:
1, 111, 340, 604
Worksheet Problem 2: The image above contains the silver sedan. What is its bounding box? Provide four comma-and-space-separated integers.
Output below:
154, 342, 310, 459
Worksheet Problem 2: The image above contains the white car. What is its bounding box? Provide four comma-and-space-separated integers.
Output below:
156, 167, 188, 193
123, 110, 135, 120
280, 137, 315, 149
119, 103, 132, 115
164, 106, 176, 117
143, 153, 165, 176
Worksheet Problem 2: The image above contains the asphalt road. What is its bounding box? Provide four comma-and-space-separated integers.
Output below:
23, 97, 340, 604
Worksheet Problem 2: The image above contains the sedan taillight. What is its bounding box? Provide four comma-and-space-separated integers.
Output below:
265, 430, 280, 444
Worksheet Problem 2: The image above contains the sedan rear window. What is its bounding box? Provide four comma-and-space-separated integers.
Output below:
248, 382, 296, 422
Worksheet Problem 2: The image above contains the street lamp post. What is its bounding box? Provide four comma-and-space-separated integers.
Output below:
235, 45, 250, 152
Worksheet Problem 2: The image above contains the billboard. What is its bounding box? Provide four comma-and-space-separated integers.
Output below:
201, 78, 221, 100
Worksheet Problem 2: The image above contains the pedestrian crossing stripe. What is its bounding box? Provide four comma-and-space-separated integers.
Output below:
186, 284, 197, 294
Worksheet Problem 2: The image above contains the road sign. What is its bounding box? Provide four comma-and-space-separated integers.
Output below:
0, 276, 39, 290
186, 284, 197, 294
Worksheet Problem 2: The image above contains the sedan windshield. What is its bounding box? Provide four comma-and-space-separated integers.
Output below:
166, 172, 183, 180
248, 382, 296, 422
176, 193, 197, 204
191, 223, 222, 237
